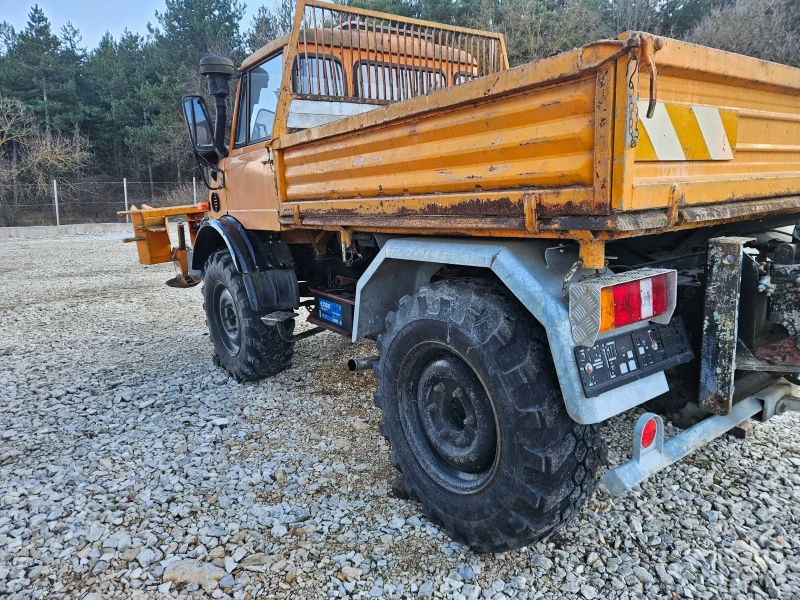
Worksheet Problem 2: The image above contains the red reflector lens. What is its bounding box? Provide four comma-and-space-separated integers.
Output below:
641, 418, 657, 448
612, 281, 642, 328
652, 274, 667, 316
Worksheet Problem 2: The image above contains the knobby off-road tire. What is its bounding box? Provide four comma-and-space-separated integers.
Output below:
374, 279, 604, 552
203, 249, 294, 381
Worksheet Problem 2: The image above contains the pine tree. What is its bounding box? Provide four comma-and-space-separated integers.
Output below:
0, 6, 86, 137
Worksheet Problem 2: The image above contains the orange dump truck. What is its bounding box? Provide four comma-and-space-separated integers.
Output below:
122, 0, 800, 552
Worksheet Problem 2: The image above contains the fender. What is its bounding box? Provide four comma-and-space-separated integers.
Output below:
352, 237, 669, 425
192, 216, 299, 313
192, 215, 277, 273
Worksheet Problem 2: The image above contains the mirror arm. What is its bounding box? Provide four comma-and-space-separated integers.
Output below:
193, 151, 225, 190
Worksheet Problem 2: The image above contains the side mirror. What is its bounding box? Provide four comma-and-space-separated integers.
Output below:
182, 95, 216, 156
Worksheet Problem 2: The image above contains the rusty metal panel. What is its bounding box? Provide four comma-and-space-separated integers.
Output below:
279, 188, 591, 225
737, 339, 800, 373
281, 75, 598, 202
272, 26, 634, 225
609, 48, 639, 212
592, 62, 615, 214
679, 195, 800, 224
699, 237, 754, 415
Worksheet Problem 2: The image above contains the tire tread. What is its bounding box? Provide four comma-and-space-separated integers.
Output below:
373, 278, 605, 552
203, 250, 294, 381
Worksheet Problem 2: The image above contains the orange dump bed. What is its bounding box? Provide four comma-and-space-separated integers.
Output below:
269, 23, 800, 240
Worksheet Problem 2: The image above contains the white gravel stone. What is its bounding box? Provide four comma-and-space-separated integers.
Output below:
581, 584, 598, 599
137, 547, 161, 568
270, 524, 288, 538
1, 233, 799, 600
224, 556, 237, 573
232, 547, 247, 562
163, 559, 227, 591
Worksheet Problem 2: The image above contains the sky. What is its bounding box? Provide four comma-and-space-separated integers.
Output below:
0, 0, 267, 49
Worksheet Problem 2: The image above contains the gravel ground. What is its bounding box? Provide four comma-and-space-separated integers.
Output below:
1, 233, 799, 600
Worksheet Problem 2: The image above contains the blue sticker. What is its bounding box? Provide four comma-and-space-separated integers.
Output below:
319, 299, 343, 326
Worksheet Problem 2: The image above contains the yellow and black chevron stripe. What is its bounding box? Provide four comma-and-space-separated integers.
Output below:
636, 101, 738, 161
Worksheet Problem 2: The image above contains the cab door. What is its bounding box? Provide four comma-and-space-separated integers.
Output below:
223, 51, 284, 231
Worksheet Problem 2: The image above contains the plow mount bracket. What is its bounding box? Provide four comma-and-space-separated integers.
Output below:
119, 203, 207, 287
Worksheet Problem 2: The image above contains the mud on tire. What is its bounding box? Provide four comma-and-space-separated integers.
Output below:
203, 249, 294, 381
373, 279, 604, 552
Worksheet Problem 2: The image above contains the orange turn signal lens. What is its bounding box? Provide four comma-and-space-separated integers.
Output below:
599, 287, 615, 332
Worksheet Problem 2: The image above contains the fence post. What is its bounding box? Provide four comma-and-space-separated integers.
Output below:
123, 178, 129, 223
193, 177, 197, 204
53, 180, 60, 227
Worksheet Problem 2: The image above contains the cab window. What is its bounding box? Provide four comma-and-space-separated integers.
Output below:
453, 72, 477, 85
241, 51, 283, 145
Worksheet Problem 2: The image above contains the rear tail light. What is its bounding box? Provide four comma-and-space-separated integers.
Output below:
570, 269, 677, 347
600, 273, 669, 332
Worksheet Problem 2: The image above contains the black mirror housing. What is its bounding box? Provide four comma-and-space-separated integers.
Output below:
182, 95, 216, 153
182, 94, 225, 190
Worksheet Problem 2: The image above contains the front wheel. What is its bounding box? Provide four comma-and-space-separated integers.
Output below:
374, 279, 604, 552
203, 249, 294, 381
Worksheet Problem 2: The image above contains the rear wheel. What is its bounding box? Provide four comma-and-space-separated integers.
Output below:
374, 279, 604, 552
203, 249, 294, 381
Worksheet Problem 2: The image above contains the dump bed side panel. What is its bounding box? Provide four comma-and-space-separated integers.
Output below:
275, 45, 622, 231
283, 76, 596, 200
272, 0, 626, 231
275, 31, 800, 234
627, 39, 800, 211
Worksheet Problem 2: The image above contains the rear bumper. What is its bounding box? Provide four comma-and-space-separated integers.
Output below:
601, 379, 800, 496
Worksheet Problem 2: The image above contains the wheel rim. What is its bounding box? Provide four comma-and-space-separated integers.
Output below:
399, 344, 499, 494
213, 284, 241, 355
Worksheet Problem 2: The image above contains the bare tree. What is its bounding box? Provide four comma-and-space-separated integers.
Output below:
0, 94, 90, 226
0, 95, 35, 151
688, 0, 799, 67
496, 0, 609, 66
606, 0, 664, 35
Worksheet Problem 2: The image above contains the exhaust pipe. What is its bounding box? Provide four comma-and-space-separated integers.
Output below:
348, 356, 378, 373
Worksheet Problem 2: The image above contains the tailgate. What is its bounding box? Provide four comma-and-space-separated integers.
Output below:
624, 36, 800, 212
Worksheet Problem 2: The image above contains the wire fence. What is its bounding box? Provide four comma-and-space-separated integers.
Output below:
0, 179, 199, 227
